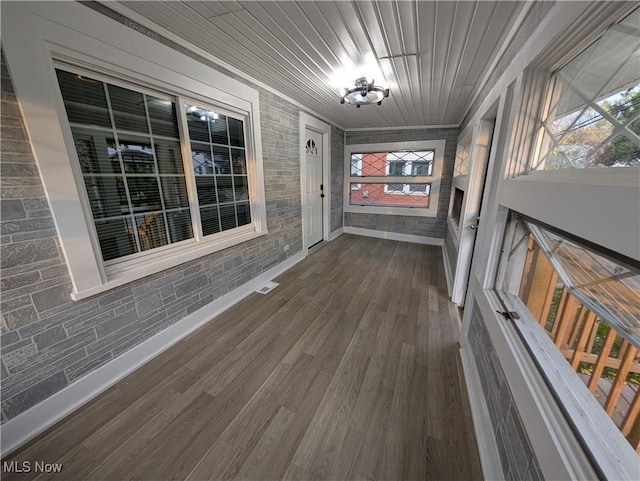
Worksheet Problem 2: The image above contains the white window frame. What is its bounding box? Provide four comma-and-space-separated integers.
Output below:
458, 4, 640, 479
350, 154, 362, 190
492, 215, 640, 480
2, 2, 268, 300
343, 140, 445, 217
489, 11, 640, 468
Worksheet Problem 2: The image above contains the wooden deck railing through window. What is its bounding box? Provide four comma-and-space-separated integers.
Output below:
519, 237, 640, 452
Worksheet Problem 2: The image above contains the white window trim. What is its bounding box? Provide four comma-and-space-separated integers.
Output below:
2, 2, 268, 300
492, 216, 639, 480
344, 140, 445, 217
382, 185, 431, 195
453, 2, 640, 479
500, 171, 640, 262
499, 61, 640, 261
467, 283, 603, 481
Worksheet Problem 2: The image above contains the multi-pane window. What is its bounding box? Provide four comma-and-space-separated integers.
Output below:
533, 8, 640, 170
348, 150, 434, 208
56, 68, 252, 264
499, 215, 640, 451
454, 143, 471, 176
185, 104, 250, 237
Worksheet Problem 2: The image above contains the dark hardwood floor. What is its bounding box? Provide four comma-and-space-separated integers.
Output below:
2, 235, 483, 481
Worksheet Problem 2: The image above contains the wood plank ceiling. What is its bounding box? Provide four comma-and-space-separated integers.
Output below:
113, 1, 529, 129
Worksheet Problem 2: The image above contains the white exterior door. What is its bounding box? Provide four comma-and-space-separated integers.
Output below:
451, 118, 495, 305
304, 128, 324, 247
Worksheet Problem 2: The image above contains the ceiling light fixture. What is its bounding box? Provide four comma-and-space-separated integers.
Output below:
340, 77, 389, 108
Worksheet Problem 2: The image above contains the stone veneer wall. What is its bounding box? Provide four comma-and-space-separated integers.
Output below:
344, 128, 458, 239
331, 126, 345, 233
0, 1, 343, 422
468, 301, 544, 481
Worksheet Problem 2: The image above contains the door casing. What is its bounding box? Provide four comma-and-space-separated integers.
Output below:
451, 102, 499, 306
299, 112, 331, 255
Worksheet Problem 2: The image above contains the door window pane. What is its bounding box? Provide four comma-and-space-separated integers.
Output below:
148, 97, 179, 139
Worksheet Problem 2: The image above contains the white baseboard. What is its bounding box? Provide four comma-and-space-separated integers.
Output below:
459, 346, 504, 481
343, 226, 444, 246
1, 251, 305, 456
329, 227, 344, 241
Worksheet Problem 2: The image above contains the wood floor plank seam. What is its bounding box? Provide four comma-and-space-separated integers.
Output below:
2, 235, 483, 481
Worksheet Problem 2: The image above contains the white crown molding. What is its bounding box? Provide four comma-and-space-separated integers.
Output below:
345, 123, 460, 132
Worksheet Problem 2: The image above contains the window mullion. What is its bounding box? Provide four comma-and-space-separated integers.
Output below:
176, 96, 204, 241
143, 94, 173, 245
226, 118, 239, 229
103, 83, 142, 253
556, 71, 627, 129
208, 115, 223, 233
621, 115, 640, 148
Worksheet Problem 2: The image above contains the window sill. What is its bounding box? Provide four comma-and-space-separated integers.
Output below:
344, 205, 437, 217
472, 285, 598, 481
71, 228, 267, 300
498, 291, 639, 480
515, 166, 640, 186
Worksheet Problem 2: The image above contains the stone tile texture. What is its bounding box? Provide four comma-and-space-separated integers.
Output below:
331, 125, 345, 232
0, 21, 341, 423
468, 301, 544, 481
